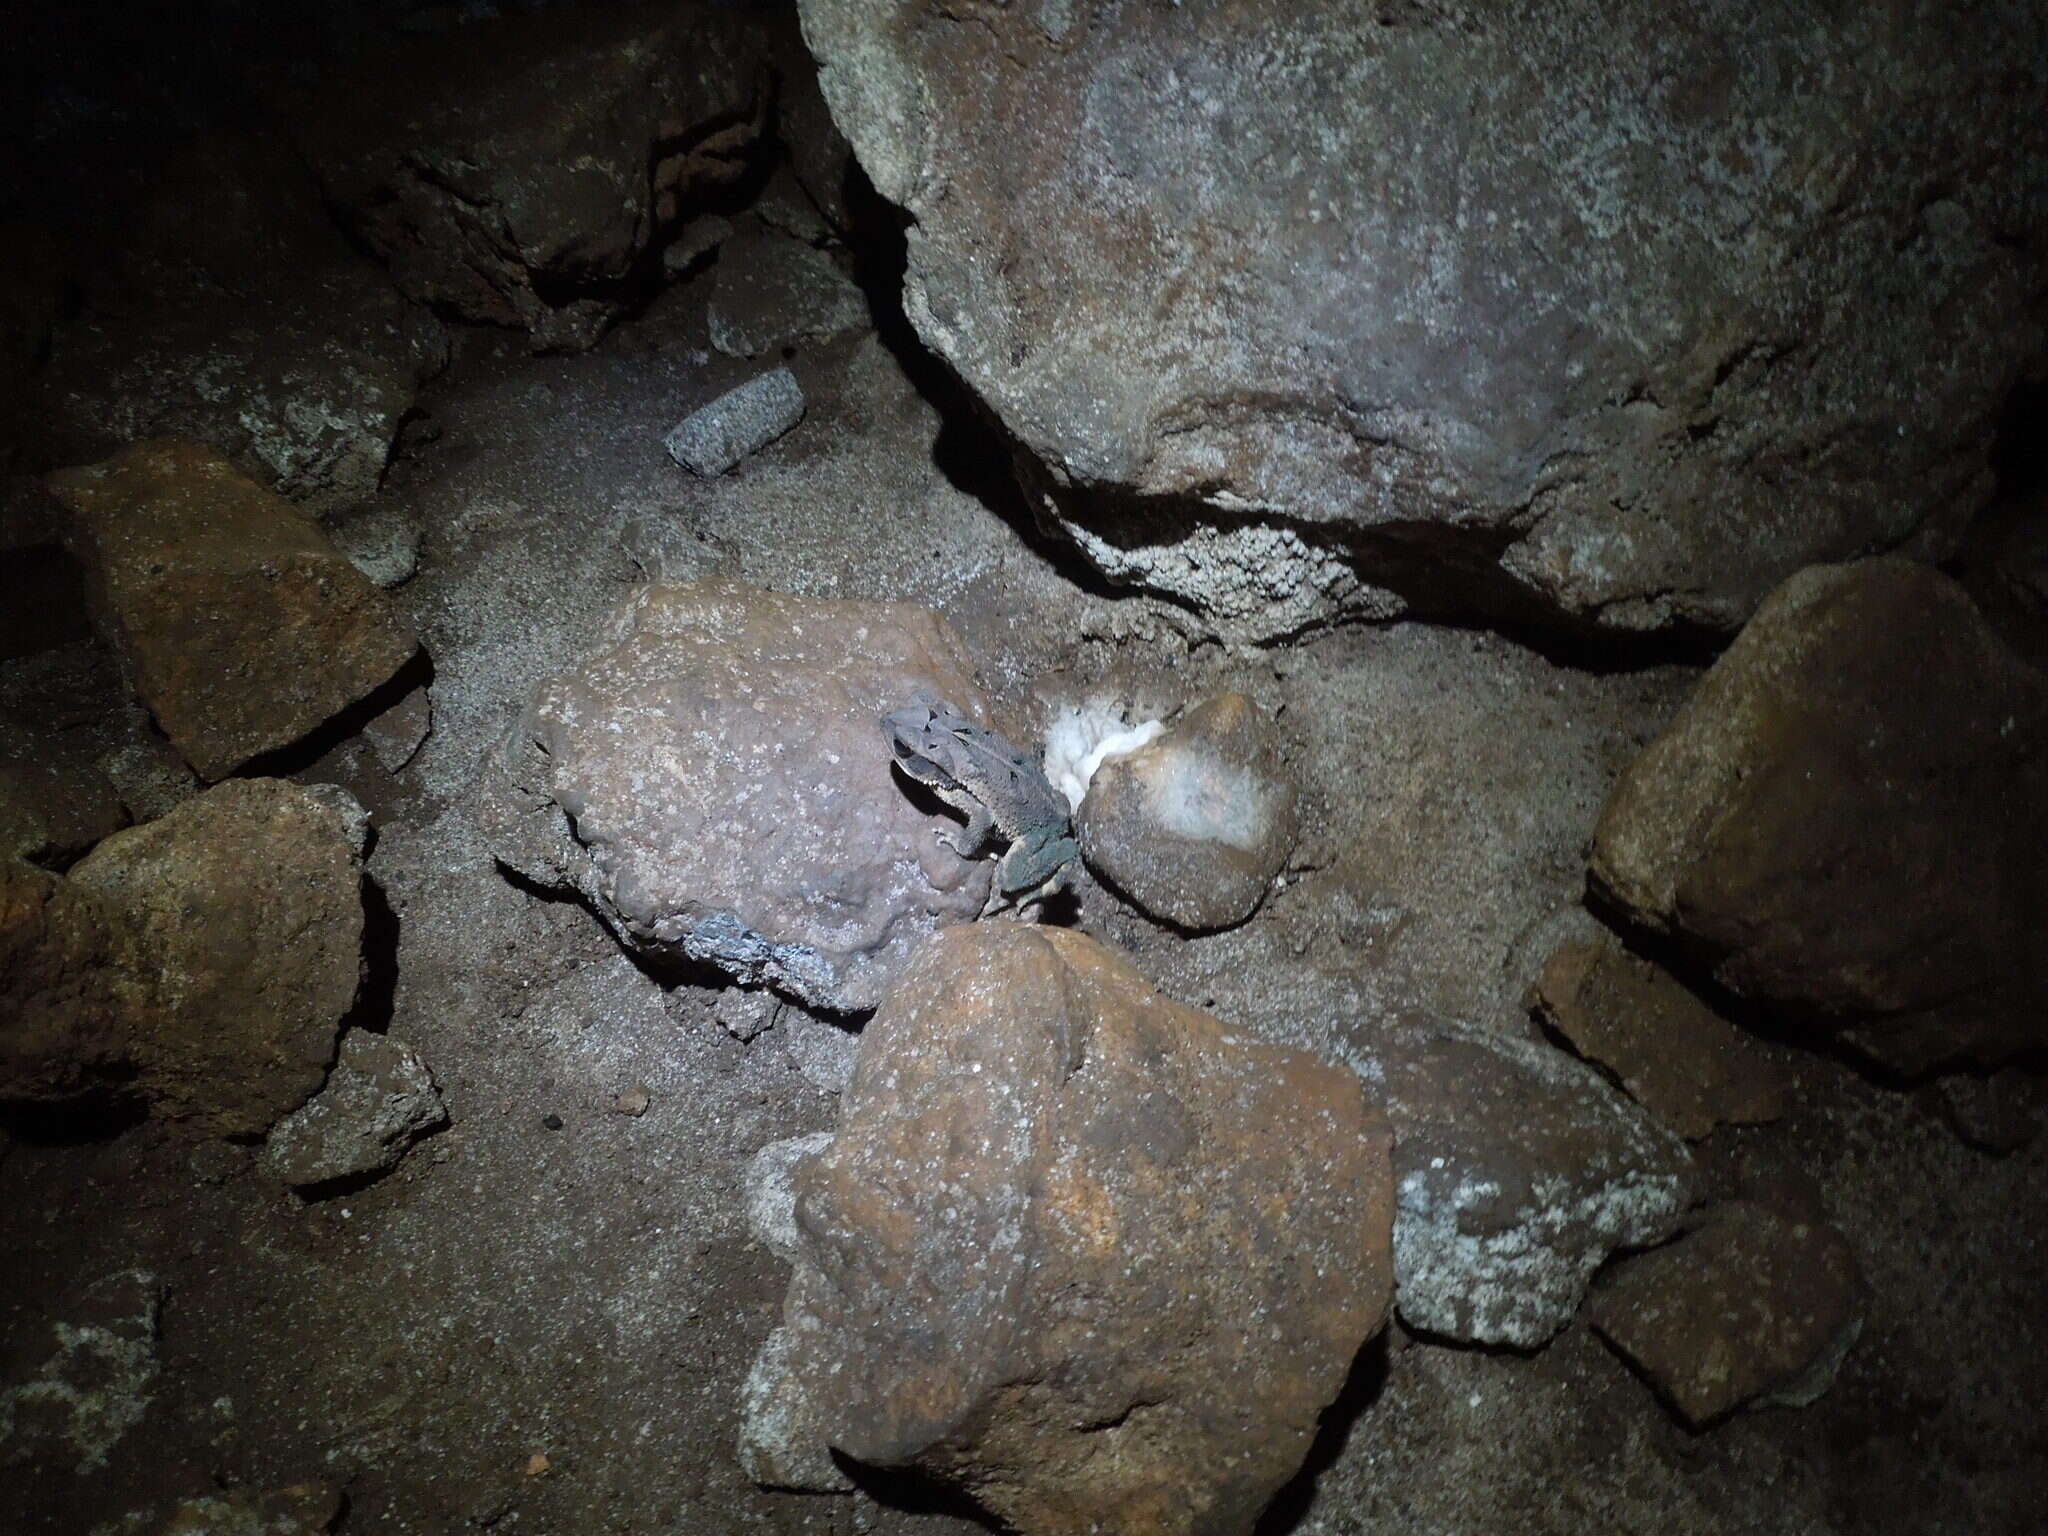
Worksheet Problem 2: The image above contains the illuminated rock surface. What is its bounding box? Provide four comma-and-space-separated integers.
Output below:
747, 924, 1394, 1534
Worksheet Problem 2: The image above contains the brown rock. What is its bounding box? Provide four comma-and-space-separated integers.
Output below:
298, 4, 768, 351
0, 713, 129, 868
47, 439, 420, 782
66, 779, 367, 1137
482, 580, 994, 1012
1530, 932, 1791, 1140
1590, 558, 2048, 1076
1589, 1200, 1865, 1428
1356, 1013, 1694, 1347
1076, 693, 1298, 931
1930, 1069, 2042, 1155
0, 859, 152, 1107
750, 924, 1393, 1535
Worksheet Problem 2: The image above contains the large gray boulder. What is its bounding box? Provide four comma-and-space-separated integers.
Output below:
799, 0, 2048, 640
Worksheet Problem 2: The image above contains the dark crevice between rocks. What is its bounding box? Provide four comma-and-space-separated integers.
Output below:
0, 1075, 150, 1146
340, 873, 401, 1038
233, 646, 435, 784
833, 1454, 1004, 1533
1254, 1327, 1393, 1535
1988, 372, 2048, 499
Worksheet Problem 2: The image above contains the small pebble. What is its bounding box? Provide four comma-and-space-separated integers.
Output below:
525, 1452, 552, 1478
614, 1086, 651, 1117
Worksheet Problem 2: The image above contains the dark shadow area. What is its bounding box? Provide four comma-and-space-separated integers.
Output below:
0, 544, 92, 662
340, 873, 402, 1037
233, 647, 435, 783
1255, 1328, 1394, 1534
836, 1454, 1005, 1533
0, 1082, 149, 1146
1989, 373, 2048, 499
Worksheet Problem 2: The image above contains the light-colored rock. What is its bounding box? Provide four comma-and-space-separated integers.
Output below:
1352, 1013, 1694, 1347
264, 1030, 447, 1190
742, 1131, 836, 1267
1591, 558, 2048, 1075
799, 0, 2047, 639
1076, 692, 1297, 930
664, 368, 806, 476
1589, 1201, 1864, 1427
0, 1269, 161, 1474
482, 580, 993, 1012
47, 439, 420, 781
748, 924, 1393, 1534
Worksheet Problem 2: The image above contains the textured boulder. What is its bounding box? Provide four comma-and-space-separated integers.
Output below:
1530, 930, 1791, 1140
1589, 1201, 1864, 1428
483, 581, 994, 1012
0, 714, 128, 869
299, 4, 768, 351
264, 1030, 447, 1191
746, 925, 1394, 1533
48, 439, 420, 781
1076, 692, 1297, 930
0, 860, 153, 1108
707, 234, 869, 360
1591, 559, 2048, 1076
1353, 1013, 1693, 1347
43, 133, 445, 517
45, 780, 370, 1138
800, 0, 2047, 639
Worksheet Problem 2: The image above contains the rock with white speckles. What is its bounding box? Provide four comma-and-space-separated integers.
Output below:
0, 1268, 161, 1473
100, 1481, 344, 1536
44, 132, 445, 517
800, 0, 2047, 640
744, 924, 1394, 1534
665, 368, 806, 476
1354, 1012, 1693, 1348
265, 1029, 447, 1191
480, 580, 994, 1012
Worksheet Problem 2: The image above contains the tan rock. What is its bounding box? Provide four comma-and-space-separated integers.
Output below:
750, 924, 1393, 1534
0, 860, 152, 1107
1076, 692, 1298, 931
1530, 932, 1791, 1140
48, 439, 419, 781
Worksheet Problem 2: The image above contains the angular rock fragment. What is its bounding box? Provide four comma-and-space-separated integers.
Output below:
1589, 1201, 1864, 1428
0, 713, 128, 868
707, 235, 868, 359
1353, 1013, 1693, 1347
264, 1030, 447, 1191
1530, 930, 1791, 1140
664, 368, 806, 476
47, 439, 421, 781
743, 1131, 836, 1267
1930, 1070, 2041, 1156
1076, 692, 1297, 931
799, 0, 2047, 640
0, 1269, 161, 1473
1591, 559, 2048, 1075
747, 925, 1394, 1534
42, 133, 445, 516
362, 686, 433, 775
482, 581, 993, 1011
298, 4, 768, 351
61, 780, 369, 1138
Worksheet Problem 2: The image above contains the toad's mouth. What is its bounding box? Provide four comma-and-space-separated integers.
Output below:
893, 749, 963, 795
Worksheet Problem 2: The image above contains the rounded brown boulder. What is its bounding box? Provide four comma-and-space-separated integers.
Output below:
745, 923, 1393, 1535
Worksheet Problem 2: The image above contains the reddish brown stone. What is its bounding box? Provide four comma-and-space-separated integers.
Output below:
47, 439, 419, 781
749, 925, 1393, 1534
1530, 932, 1792, 1140
1590, 559, 2048, 1075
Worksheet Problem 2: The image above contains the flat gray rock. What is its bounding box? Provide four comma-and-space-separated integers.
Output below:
265, 1029, 447, 1191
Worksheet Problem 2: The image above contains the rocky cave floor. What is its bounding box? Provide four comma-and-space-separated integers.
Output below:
3, 4, 2047, 1531
4, 251, 2045, 1535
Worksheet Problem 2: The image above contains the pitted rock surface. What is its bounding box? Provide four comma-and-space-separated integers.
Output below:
1076, 692, 1297, 930
1589, 1200, 1865, 1428
750, 924, 1394, 1535
0, 860, 154, 1109
299, 3, 767, 351
1354, 1013, 1693, 1347
483, 580, 994, 1012
48, 439, 420, 782
1530, 930, 1791, 1141
800, 0, 2047, 639
65, 780, 368, 1138
43, 133, 446, 517
1590, 558, 2048, 1076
